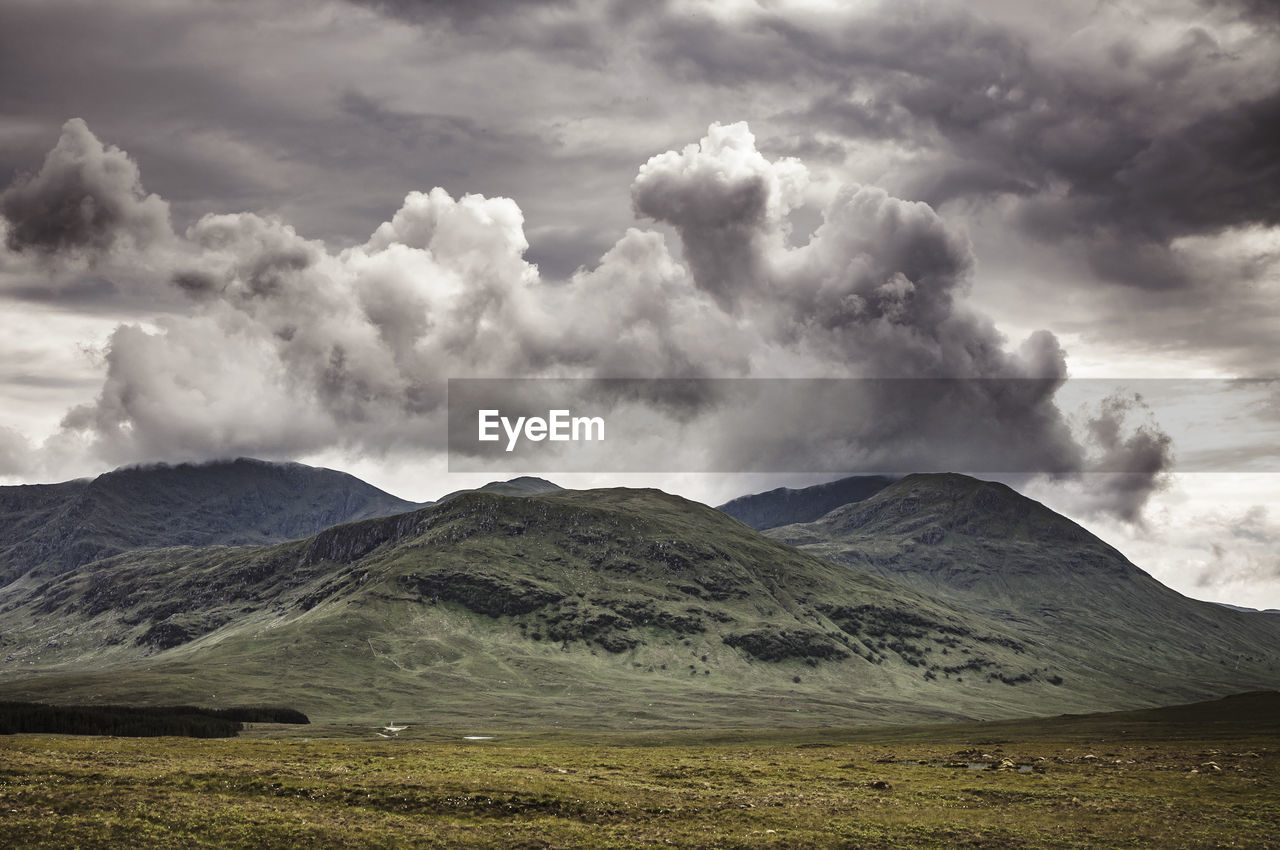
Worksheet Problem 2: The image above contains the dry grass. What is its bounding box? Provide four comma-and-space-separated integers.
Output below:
2, 702, 1277, 848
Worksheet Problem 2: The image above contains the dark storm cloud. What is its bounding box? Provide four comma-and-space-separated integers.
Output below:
0, 1, 333, 233
350, 0, 572, 27
1212, 0, 1280, 27
1078, 393, 1175, 522
7, 0, 1261, 367
4, 275, 120, 307
0, 119, 171, 258
0, 2, 285, 153
522, 224, 618, 281
0, 0, 579, 257
1016, 89, 1280, 288
1116, 91, 1280, 238
347, 0, 669, 47
338, 90, 543, 179
631, 144, 775, 310
318, 0, 1279, 375
0, 117, 193, 313
345, 0, 629, 66
339, 91, 427, 149
643, 1, 1280, 292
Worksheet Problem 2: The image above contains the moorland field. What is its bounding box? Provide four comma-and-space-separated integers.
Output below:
2, 692, 1277, 848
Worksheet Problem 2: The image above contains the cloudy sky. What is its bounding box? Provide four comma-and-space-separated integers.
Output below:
0, 0, 1277, 606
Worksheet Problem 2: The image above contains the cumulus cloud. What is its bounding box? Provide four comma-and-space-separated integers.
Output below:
643, 0, 1280, 299
0, 118, 173, 260
632, 122, 808, 310
3, 119, 1170, 519
0, 118, 190, 316
1052, 392, 1175, 523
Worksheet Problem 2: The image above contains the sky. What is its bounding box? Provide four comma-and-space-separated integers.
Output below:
0, 0, 1277, 607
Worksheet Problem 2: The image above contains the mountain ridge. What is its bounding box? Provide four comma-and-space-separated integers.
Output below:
764, 472, 1280, 705
717, 475, 896, 531
0, 458, 421, 587
0, 484, 1124, 727
2, 466, 1276, 729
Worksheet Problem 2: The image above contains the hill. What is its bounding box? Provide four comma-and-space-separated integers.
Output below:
435, 476, 562, 503
766, 472, 1280, 707
717, 475, 895, 531
0, 458, 420, 586
0, 485, 1144, 728
3, 478, 1278, 728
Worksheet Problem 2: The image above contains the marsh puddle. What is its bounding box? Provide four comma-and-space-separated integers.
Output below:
899, 760, 1034, 773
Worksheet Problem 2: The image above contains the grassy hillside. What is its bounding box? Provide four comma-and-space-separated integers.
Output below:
0, 487, 1117, 727
0, 458, 420, 585
768, 473, 1280, 707
6, 477, 1277, 729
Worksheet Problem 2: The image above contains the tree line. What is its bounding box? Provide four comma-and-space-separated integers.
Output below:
0, 702, 309, 738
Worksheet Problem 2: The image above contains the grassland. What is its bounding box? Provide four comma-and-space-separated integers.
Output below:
2, 693, 1276, 848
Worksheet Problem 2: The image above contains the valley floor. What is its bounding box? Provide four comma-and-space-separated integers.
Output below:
1, 697, 1277, 849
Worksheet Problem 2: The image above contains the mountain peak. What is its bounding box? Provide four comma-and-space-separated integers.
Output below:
825, 472, 1090, 545
0, 458, 420, 584
718, 475, 897, 530
101, 456, 358, 481
478, 476, 562, 493
436, 476, 562, 503
764, 472, 1280, 716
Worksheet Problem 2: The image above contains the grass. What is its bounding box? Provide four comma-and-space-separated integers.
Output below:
2, 694, 1276, 848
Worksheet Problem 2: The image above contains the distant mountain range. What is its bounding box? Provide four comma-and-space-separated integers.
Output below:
1, 461, 1276, 728
0, 459, 420, 587
717, 475, 895, 530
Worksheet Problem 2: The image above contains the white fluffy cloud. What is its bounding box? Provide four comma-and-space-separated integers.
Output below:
1, 119, 1171, 516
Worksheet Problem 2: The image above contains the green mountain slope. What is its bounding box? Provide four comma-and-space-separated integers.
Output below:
767, 473, 1280, 704
0, 487, 1126, 728
717, 475, 895, 531
0, 459, 420, 586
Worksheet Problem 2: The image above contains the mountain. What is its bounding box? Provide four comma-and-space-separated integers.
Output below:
3, 478, 1278, 729
717, 475, 895, 531
0, 485, 1147, 728
3, 469, 1276, 729
766, 473, 1280, 704
1214, 602, 1280, 615
435, 476, 562, 503
0, 459, 420, 586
